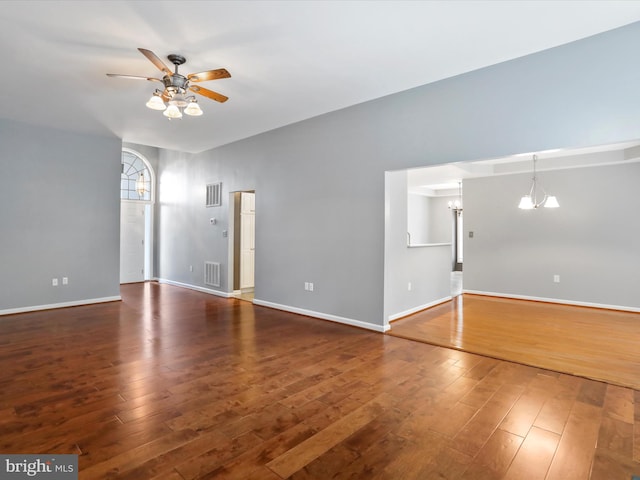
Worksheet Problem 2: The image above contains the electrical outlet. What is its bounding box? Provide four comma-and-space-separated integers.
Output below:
62, 277, 68, 285
469, 231, 474, 238
189, 265, 193, 272
52, 278, 58, 287
408, 282, 412, 291
553, 274, 560, 283
304, 282, 309, 291
308, 282, 314, 292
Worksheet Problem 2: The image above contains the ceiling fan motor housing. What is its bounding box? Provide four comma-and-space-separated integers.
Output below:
106, 48, 230, 104
163, 73, 189, 96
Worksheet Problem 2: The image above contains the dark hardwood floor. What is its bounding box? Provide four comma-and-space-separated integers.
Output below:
1, 282, 638, 479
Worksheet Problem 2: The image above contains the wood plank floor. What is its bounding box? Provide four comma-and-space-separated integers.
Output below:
0, 283, 638, 479
388, 294, 640, 390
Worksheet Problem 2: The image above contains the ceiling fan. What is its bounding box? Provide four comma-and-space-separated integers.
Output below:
107, 48, 231, 118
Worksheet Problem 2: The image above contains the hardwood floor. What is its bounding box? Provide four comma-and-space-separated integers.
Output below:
1, 283, 639, 479
389, 294, 640, 390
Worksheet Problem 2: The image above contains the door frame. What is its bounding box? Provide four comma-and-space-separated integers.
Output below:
227, 190, 256, 299
120, 148, 155, 283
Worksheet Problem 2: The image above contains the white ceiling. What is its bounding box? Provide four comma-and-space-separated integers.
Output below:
2, 1, 640, 153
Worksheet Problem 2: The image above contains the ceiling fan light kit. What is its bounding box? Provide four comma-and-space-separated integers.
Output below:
107, 48, 230, 120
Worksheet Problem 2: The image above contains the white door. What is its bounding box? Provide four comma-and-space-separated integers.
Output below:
120, 201, 145, 284
239, 192, 255, 289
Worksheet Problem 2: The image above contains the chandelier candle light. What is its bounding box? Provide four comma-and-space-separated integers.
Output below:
518, 155, 559, 209
448, 181, 463, 215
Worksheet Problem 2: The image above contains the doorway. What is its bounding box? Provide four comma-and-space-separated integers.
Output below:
231, 191, 255, 301
451, 207, 463, 297
120, 149, 154, 284
120, 201, 145, 283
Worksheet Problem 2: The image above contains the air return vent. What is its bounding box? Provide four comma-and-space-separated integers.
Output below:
204, 262, 221, 287
206, 182, 222, 207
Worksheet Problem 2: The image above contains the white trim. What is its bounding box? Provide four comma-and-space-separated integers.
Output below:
387, 296, 452, 322
157, 280, 389, 331
463, 290, 640, 313
121, 148, 156, 281
0, 296, 122, 316
407, 243, 452, 248
253, 298, 389, 333
157, 278, 233, 298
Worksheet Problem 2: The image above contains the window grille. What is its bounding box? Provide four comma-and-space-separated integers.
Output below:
121, 151, 152, 201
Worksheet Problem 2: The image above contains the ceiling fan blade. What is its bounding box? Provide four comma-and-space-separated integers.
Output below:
189, 85, 228, 103
187, 68, 231, 82
138, 48, 172, 76
106, 73, 163, 83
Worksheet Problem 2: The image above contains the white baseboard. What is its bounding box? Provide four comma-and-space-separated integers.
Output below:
253, 298, 389, 333
157, 278, 233, 298
463, 290, 640, 313
388, 296, 452, 322
0, 295, 122, 316
150, 280, 388, 332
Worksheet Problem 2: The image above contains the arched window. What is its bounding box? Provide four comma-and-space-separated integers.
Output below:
121, 150, 152, 201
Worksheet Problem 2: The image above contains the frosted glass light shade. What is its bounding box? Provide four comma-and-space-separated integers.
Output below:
544, 195, 559, 208
518, 195, 534, 209
146, 95, 166, 111
163, 104, 182, 119
184, 101, 203, 116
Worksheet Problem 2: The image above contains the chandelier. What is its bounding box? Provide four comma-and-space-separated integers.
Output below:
518, 155, 559, 209
448, 181, 463, 216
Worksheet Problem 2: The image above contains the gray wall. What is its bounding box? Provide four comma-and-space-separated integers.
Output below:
385, 171, 453, 322
464, 161, 640, 309
407, 194, 430, 245
429, 196, 457, 245
407, 194, 455, 245
123, 143, 160, 172
0, 120, 122, 312
153, 22, 640, 328
156, 144, 259, 293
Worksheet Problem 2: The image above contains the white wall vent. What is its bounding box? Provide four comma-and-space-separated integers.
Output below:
204, 261, 221, 287
206, 182, 222, 207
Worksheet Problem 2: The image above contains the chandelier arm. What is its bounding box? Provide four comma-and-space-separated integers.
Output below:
539, 183, 549, 207
518, 153, 559, 210
528, 178, 537, 206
